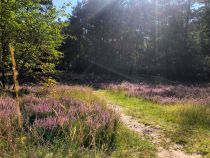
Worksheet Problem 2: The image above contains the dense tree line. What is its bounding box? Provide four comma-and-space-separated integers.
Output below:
0, 0, 67, 87
62, 0, 210, 81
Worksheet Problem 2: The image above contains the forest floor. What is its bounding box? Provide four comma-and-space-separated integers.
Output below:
95, 88, 210, 158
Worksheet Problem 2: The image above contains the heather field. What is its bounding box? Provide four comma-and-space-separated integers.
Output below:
103, 82, 210, 105
0, 85, 155, 157
0, 82, 210, 157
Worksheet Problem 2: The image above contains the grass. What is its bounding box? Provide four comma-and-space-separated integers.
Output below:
111, 124, 156, 158
0, 138, 108, 157
0, 125, 156, 158
51, 85, 107, 106
96, 90, 210, 157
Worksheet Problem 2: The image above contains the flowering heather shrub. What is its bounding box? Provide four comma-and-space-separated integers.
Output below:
21, 94, 118, 149
0, 85, 118, 152
0, 98, 18, 135
0, 98, 16, 120
0, 97, 21, 154
103, 82, 210, 105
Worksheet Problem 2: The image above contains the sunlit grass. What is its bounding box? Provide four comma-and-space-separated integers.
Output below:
96, 90, 210, 157
51, 85, 107, 106
111, 124, 156, 158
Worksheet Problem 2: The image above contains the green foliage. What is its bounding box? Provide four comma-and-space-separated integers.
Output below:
0, 0, 69, 77
43, 77, 57, 88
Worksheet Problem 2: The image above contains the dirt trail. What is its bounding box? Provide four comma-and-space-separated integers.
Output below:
109, 104, 202, 158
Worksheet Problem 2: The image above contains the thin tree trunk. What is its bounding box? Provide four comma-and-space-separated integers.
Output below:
9, 45, 22, 129
1, 28, 6, 89
1, 1, 6, 89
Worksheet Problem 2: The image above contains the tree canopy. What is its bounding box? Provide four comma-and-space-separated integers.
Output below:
62, 0, 210, 81
0, 0, 68, 86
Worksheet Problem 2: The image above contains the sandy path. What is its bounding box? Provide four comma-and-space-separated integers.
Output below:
110, 104, 202, 158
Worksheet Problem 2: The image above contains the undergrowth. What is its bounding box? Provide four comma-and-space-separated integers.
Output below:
0, 85, 156, 157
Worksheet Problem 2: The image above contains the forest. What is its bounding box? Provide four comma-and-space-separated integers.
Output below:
0, 0, 210, 158
61, 0, 210, 81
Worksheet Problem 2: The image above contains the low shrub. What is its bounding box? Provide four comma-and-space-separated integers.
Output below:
0, 86, 119, 156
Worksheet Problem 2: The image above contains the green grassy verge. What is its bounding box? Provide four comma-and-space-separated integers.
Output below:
111, 124, 156, 158
0, 124, 155, 158
96, 90, 210, 157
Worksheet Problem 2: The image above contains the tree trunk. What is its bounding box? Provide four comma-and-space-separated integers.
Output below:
1, 1, 6, 89
9, 45, 22, 129
1, 31, 6, 89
